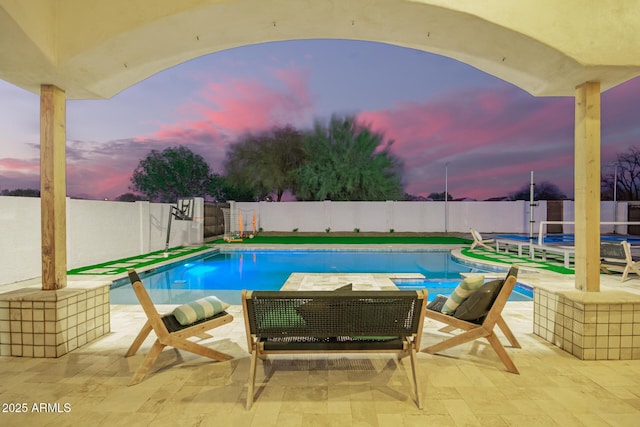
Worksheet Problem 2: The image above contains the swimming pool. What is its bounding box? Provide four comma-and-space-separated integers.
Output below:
110, 249, 532, 304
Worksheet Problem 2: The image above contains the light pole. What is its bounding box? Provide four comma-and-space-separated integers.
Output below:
445, 162, 449, 233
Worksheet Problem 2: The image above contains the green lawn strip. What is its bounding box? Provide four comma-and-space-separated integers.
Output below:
460, 248, 574, 275
213, 235, 471, 245
67, 246, 212, 275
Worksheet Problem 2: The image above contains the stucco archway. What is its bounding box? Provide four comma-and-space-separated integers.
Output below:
2, 1, 640, 99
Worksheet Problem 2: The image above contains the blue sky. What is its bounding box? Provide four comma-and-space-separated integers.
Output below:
1, 39, 639, 200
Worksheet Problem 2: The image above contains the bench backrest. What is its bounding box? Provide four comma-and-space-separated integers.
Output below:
243, 289, 427, 343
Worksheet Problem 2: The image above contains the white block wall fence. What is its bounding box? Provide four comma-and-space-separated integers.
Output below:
0, 197, 204, 286
232, 200, 539, 234
0, 197, 623, 286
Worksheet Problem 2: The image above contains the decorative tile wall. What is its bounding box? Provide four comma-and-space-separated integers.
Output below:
0, 283, 110, 357
533, 288, 640, 360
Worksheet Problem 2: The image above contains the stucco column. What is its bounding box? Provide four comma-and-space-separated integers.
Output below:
40, 85, 67, 290
574, 81, 601, 292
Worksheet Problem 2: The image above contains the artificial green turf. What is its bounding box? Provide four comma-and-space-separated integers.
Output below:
67, 246, 213, 275
460, 247, 574, 275
68, 237, 470, 276
213, 235, 472, 245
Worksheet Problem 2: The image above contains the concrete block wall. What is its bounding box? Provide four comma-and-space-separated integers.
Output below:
0, 197, 204, 286
236, 200, 533, 233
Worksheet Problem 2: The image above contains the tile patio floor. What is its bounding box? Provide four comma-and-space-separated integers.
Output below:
1, 301, 640, 426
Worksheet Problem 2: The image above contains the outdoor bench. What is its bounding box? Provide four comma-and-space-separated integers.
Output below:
529, 244, 574, 268
495, 239, 531, 257
495, 239, 574, 268
241, 289, 428, 409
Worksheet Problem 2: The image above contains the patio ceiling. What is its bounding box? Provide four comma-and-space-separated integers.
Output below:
1, 0, 640, 100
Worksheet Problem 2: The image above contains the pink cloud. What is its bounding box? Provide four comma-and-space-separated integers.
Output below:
357, 86, 577, 200
0, 157, 40, 174
154, 68, 314, 144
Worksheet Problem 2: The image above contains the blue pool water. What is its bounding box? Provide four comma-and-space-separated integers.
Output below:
111, 250, 532, 305
393, 279, 533, 302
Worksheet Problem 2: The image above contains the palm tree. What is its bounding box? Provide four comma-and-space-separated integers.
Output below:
295, 116, 403, 201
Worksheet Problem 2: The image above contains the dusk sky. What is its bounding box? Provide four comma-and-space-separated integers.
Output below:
1, 39, 639, 201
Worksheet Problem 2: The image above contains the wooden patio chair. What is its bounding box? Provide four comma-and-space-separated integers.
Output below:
422, 265, 521, 374
469, 228, 495, 251
620, 241, 640, 281
124, 269, 234, 385
600, 241, 640, 281
600, 241, 626, 275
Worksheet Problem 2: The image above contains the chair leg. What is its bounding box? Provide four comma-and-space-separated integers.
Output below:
600, 265, 613, 274
422, 327, 486, 354
125, 320, 153, 357
622, 265, 630, 282
485, 332, 519, 374
129, 340, 165, 385
169, 337, 233, 361
408, 346, 422, 410
497, 316, 521, 348
438, 325, 457, 333
246, 348, 259, 409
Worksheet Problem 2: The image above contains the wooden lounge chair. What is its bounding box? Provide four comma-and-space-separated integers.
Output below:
601, 241, 640, 281
469, 228, 495, 251
124, 269, 234, 385
422, 265, 521, 374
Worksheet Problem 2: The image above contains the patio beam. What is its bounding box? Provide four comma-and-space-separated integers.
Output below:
40, 84, 67, 290
574, 81, 601, 292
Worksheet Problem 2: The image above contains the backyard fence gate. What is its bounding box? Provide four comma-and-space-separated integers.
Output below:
204, 202, 229, 240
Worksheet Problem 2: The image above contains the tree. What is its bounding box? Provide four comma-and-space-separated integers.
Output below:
428, 192, 453, 201
403, 193, 430, 201
601, 146, 640, 201
224, 125, 306, 201
1, 188, 40, 197
130, 146, 211, 202
294, 116, 404, 201
207, 173, 259, 202
115, 192, 145, 202
509, 181, 566, 200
